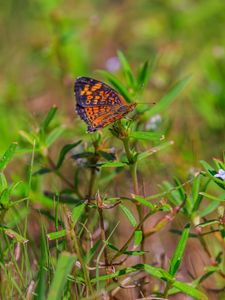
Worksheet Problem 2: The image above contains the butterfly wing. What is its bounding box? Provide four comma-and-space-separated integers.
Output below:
74, 77, 135, 132
75, 77, 126, 107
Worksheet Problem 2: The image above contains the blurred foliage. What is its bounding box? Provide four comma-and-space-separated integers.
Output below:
0, 0, 225, 299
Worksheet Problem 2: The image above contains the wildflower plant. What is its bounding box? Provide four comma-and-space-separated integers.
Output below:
0, 51, 224, 300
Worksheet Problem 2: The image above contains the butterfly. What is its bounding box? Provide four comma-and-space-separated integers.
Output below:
74, 77, 136, 132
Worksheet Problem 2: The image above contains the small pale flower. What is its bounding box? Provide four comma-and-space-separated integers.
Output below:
146, 114, 161, 130
76, 158, 87, 167
105, 56, 120, 73
214, 169, 225, 180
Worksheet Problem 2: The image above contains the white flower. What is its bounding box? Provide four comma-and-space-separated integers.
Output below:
214, 169, 225, 180
146, 114, 161, 130
105, 56, 120, 73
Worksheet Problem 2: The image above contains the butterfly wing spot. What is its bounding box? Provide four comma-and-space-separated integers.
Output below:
91, 83, 102, 91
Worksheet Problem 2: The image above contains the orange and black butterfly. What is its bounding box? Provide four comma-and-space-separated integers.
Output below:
74, 77, 136, 132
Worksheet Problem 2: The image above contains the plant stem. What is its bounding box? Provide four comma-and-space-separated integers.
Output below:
62, 205, 94, 297
48, 155, 83, 199
88, 167, 96, 199
163, 281, 172, 298
123, 138, 139, 194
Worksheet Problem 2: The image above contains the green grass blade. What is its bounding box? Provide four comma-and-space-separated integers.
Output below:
0, 142, 17, 171
169, 223, 190, 276
47, 252, 76, 300
148, 75, 191, 116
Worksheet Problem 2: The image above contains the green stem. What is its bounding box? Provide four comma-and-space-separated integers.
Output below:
123, 138, 139, 194
62, 205, 94, 297
163, 281, 172, 298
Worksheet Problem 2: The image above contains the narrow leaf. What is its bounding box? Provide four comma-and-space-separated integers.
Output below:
130, 131, 161, 141
56, 140, 82, 169
119, 204, 137, 227
133, 195, 154, 210
169, 223, 190, 276
117, 50, 135, 88
40, 106, 58, 131
100, 161, 127, 168
200, 192, 225, 202
0, 143, 17, 171
199, 201, 220, 217
134, 230, 143, 245
2, 228, 28, 244
148, 76, 191, 116
71, 202, 86, 226
137, 141, 174, 161
172, 280, 208, 300
47, 252, 76, 300
46, 126, 65, 147
47, 230, 66, 241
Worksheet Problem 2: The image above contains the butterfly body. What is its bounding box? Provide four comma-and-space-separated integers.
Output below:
74, 77, 136, 132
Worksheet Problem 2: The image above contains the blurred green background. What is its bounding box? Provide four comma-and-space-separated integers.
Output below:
0, 0, 224, 166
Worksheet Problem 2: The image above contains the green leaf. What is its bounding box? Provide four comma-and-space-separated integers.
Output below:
172, 280, 208, 300
19, 130, 36, 145
119, 204, 137, 227
40, 106, 58, 131
0, 142, 17, 171
100, 161, 127, 168
134, 230, 142, 245
196, 219, 219, 228
2, 228, 28, 244
169, 224, 190, 276
98, 70, 132, 102
133, 195, 154, 210
123, 250, 146, 256
47, 230, 66, 241
71, 202, 86, 226
0, 173, 7, 193
148, 76, 191, 116
98, 150, 116, 161
117, 50, 135, 88
199, 201, 220, 217
35, 226, 48, 300
46, 126, 65, 147
200, 192, 225, 202
56, 140, 82, 169
47, 252, 76, 300
129, 131, 161, 141
137, 141, 174, 161
85, 240, 101, 264
192, 178, 210, 213
91, 264, 172, 283
137, 60, 149, 88
137, 56, 157, 90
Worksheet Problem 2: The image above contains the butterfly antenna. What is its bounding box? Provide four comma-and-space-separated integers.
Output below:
136, 102, 156, 105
